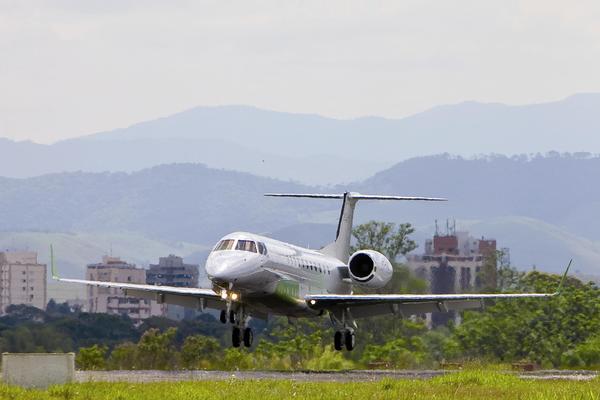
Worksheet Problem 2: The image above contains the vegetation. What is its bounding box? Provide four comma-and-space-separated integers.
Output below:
2, 372, 600, 399
3, 221, 600, 371
351, 221, 417, 261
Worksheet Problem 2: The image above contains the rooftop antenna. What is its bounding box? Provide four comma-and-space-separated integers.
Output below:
434, 220, 439, 236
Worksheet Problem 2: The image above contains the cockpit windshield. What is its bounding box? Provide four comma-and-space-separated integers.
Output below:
257, 242, 267, 255
236, 240, 257, 253
214, 239, 235, 251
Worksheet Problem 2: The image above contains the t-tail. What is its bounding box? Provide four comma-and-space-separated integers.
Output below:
264, 192, 447, 262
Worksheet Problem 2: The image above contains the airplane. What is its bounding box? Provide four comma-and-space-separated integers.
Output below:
51, 192, 569, 351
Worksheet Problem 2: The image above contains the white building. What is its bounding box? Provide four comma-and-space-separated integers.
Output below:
0, 251, 47, 313
86, 256, 164, 324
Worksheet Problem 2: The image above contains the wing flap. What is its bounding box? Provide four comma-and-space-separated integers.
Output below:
58, 278, 223, 311
123, 289, 226, 311
305, 292, 555, 318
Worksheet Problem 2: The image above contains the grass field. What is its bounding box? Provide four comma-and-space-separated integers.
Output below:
1, 371, 600, 400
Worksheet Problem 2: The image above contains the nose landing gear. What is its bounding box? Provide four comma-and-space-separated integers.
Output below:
227, 307, 253, 348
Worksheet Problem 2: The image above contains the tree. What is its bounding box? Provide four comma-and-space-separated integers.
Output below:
496, 253, 525, 292
181, 335, 221, 369
76, 344, 107, 370
477, 251, 499, 291
108, 342, 137, 370
451, 271, 600, 367
351, 221, 417, 261
254, 317, 337, 370
136, 327, 179, 370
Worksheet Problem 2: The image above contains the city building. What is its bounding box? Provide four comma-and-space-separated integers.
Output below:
86, 256, 164, 324
147, 254, 199, 320
0, 251, 47, 313
406, 221, 509, 327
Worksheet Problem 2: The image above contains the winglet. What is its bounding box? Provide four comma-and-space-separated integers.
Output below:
50, 244, 59, 280
555, 259, 572, 295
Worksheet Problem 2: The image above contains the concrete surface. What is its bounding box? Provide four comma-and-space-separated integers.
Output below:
75, 369, 599, 383
2, 353, 75, 388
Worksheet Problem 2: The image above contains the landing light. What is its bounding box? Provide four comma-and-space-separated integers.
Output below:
231, 293, 239, 301
220, 290, 228, 300
309, 300, 316, 305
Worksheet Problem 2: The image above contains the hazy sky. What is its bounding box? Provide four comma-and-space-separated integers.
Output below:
2, 0, 600, 143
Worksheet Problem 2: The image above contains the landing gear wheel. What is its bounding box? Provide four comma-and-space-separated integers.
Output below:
243, 327, 253, 348
334, 331, 343, 351
232, 326, 241, 348
229, 310, 236, 324
220, 310, 227, 324
344, 330, 355, 351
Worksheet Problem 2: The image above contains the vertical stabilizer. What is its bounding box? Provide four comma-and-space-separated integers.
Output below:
321, 192, 357, 262
264, 192, 446, 263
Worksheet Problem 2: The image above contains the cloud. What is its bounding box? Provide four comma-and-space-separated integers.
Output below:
1, 0, 600, 142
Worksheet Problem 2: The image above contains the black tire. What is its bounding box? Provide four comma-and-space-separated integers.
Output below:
229, 310, 236, 324
243, 327, 253, 348
344, 330, 355, 351
334, 331, 343, 351
220, 310, 227, 324
232, 327, 241, 348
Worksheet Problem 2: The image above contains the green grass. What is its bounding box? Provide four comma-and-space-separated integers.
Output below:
1, 371, 600, 400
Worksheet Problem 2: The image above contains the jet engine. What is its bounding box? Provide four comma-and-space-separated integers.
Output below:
347, 250, 393, 289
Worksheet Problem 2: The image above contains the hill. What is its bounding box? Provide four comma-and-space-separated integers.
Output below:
0, 164, 325, 244
354, 153, 600, 241
1, 155, 600, 276
1, 94, 599, 184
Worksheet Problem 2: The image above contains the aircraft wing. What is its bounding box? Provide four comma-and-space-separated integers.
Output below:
304, 292, 556, 319
307, 261, 571, 319
56, 277, 226, 311
50, 245, 225, 311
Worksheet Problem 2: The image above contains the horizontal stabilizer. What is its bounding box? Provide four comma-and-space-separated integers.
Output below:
264, 193, 447, 201
265, 191, 447, 262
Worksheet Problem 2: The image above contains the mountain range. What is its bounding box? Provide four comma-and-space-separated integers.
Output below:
1, 93, 600, 185
2, 94, 600, 286
1, 154, 600, 278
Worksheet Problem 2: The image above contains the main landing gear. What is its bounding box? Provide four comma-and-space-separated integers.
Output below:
221, 309, 253, 348
331, 309, 356, 351
333, 329, 355, 351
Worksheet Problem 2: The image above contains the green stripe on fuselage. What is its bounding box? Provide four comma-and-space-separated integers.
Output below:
274, 280, 300, 302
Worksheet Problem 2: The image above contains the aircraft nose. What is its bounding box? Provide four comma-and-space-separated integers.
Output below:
206, 261, 237, 281
206, 253, 260, 284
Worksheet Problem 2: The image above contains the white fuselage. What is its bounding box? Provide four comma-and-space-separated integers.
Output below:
205, 232, 351, 317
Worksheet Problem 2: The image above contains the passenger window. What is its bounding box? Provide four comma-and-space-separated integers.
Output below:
236, 240, 257, 253
257, 242, 268, 255
215, 239, 235, 251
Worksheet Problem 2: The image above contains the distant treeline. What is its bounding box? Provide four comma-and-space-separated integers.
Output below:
3, 264, 600, 370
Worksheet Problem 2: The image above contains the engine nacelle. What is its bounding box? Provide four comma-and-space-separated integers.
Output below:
347, 250, 393, 289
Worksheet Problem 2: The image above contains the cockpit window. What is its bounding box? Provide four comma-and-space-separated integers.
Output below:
236, 240, 257, 253
214, 239, 235, 251
257, 242, 268, 255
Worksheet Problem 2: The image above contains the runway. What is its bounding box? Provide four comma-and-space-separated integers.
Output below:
75, 370, 599, 383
